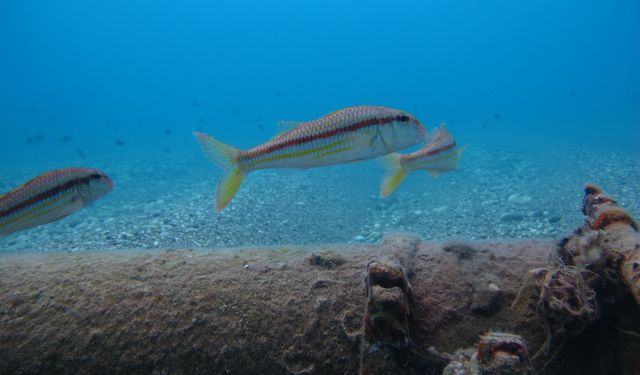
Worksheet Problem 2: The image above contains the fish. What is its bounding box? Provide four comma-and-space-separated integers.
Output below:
61, 135, 72, 143
115, 140, 125, 146
194, 105, 428, 211
0, 168, 114, 237
78, 149, 86, 159
379, 124, 466, 197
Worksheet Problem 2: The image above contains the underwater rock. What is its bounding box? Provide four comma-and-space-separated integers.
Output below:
507, 194, 532, 204
470, 281, 503, 315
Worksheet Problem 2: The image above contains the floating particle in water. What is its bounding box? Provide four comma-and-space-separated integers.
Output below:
61, 136, 72, 143
29, 134, 45, 143
115, 140, 126, 146
258, 124, 264, 130
78, 149, 86, 159
114, 126, 119, 132
165, 129, 172, 136
138, 121, 143, 128
192, 100, 199, 107
570, 89, 577, 97
275, 91, 281, 97
482, 121, 488, 130
232, 107, 240, 116
199, 117, 206, 123
26, 137, 32, 144
164, 148, 171, 154
493, 113, 501, 120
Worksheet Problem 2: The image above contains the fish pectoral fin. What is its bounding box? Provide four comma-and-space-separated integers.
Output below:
276, 121, 302, 135
67, 194, 85, 211
369, 133, 379, 147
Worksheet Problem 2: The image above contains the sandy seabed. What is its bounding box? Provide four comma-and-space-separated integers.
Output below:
1, 139, 639, 252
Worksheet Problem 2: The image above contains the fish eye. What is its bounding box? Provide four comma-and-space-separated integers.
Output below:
397, 115, 410, 123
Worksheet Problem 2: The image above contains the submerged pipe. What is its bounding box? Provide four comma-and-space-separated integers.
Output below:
1, 185, 639, 375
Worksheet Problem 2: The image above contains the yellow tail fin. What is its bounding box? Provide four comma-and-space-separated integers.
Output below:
193, 132, 244, 211
379, 153, 407, 197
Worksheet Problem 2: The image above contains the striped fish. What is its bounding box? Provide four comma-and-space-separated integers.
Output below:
380, 124, 466, 197
194, 105, 428, 211
0, 168, 114, 237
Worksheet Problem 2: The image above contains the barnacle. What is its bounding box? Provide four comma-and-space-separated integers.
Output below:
622, 251, 640, 304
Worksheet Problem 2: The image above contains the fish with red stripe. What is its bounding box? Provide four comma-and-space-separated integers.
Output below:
194, 105, 428, 211
0, 168, 114, 237
379, 124, 466, 197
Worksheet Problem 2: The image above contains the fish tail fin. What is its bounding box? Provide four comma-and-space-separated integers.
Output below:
379, 153, 407, 197
450, 144, 468, 168
446, 145, 467, 170
193, 132, 245, 211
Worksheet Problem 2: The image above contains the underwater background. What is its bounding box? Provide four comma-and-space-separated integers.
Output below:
0, 0, 638, 251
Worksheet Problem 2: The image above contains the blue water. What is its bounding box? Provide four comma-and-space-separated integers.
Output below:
1, 0, 639, 250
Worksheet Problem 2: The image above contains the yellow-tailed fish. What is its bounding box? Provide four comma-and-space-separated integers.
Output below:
380, 124, 466, 197
194, 105, 428, 211
0, 168, 114, 237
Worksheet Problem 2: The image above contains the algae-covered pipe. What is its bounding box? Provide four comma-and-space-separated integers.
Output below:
0, 236, 553, 375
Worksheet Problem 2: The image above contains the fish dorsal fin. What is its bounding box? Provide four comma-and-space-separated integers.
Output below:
424, 123, 455, 150
276, 121, 302, 136
435, 123, 454, 142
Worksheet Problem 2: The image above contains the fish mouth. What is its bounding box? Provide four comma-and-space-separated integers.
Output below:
103, 176, 115, 192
